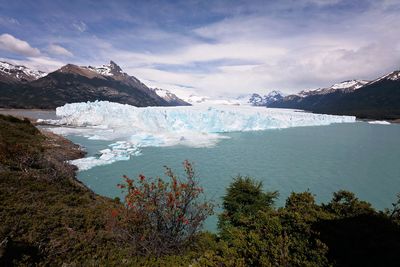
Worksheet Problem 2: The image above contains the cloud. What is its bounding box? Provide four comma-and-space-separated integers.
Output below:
48, 44, 73, 57
1, 56, 65, 73
72, 21, 87, 32
0, 33, 40, 57
0, 16, 20, 26
0, 1, 399, 97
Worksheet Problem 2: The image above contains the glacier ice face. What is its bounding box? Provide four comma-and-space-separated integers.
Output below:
46, 101, 356, 170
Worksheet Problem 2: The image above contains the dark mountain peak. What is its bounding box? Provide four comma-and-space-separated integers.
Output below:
108, 60, 123, 75
82, 61, 125, 77
57, 64, 103, 79
109, 60, 120, 68
58, 63, 79, 72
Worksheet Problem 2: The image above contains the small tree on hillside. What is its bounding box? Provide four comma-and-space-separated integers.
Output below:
110, 161, 213, 256
219, 176, 278, 228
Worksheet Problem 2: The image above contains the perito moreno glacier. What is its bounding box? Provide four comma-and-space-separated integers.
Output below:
45, 101, 356, 170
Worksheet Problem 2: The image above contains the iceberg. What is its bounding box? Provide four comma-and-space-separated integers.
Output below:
46, 101, 356, 170
368, 120, 391, 125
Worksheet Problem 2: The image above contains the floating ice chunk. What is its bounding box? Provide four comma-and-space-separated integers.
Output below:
368, 120, 391, 125
68, 141, 141, 171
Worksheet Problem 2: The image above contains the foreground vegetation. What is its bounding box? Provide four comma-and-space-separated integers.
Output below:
1, 114, 400, 266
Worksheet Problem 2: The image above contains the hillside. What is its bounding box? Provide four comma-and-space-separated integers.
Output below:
0, 114, 123, 265
1, 115, 400, 266
0, 115, 208, 266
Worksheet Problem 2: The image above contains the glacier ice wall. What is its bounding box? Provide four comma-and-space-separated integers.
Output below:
46, 101, 356, 170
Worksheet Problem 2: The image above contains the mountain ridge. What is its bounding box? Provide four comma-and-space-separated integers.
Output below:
0, 61, 189, 109
267, 71, 400, 119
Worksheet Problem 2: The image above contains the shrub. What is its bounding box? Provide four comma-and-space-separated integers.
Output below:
217, 176, 330, 267
323, 190, 375, 217
219, 176, 278, 229
110, 160, 213, 256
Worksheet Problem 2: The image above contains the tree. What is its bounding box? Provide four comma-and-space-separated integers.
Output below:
215, 177, 329, 266
110, 160, 213, 256
389, 193, 400, 222
219, 176, 278, 228
323, 190, 374, 218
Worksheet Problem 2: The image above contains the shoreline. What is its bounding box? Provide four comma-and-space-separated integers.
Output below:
39, 128, 91, 191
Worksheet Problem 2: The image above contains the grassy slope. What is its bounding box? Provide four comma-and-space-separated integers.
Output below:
0, 115, 198, 266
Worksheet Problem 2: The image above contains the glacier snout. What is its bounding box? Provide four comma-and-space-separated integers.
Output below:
47, 101, 356, 170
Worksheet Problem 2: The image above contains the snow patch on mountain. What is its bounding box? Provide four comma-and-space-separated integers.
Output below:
151, 88, 190, 105
298, 80, 369, 97
242, 91, 285, 106
0, 61, 47, 81
331, 80, 368, 90
84, 61, 124, 76
370, 70, 400, 84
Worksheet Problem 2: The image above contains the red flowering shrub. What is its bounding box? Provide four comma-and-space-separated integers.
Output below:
110, 160, 213, 256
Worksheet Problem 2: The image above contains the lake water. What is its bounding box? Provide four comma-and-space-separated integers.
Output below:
65, 122, 400, 231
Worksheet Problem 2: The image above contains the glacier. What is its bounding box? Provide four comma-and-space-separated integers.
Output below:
45, 101, 356, 170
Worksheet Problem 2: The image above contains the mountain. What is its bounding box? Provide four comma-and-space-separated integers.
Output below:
245, 91, 285, 106
0, 61, 171, 109
269, 72, 400, 120
298, 80, 369, 97
248, 93, 264, 106
0, 61, 46, 84
263, 90, 285, 106
151, 88, 190, 106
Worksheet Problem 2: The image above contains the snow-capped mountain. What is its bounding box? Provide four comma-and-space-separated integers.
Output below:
268, 69, 400, 120
369, 70, 400, 84
151, 88, 190, 106
0, 60, 172, 108
244, 91, 285, 106
248, 93, 264, 106
0, 61, 47, 83
264, 90, 285, 105
84, 61, 126, 77
298, 80, 369, 97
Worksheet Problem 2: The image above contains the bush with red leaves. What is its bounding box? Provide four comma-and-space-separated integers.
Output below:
110, 160, 213, 256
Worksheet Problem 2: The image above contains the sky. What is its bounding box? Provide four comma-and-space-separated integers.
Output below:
0, 0, 400, 97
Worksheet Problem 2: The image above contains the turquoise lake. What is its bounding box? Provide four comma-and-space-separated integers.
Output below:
65, 122, 400, 231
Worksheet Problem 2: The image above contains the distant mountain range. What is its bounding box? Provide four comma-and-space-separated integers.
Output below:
241, 90, 286, 106
1, 60, 399, 119
247, 72, 400, 120
0, 61, 189, 109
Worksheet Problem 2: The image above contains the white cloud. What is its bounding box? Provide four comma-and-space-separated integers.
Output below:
2, 1, 399, 98
0, 16, 20, 26
48, 44, 73, 57
114, 3, 400, 97
2, 56, 65, 73
0, 33, 40, 57
72, 21, 87, 32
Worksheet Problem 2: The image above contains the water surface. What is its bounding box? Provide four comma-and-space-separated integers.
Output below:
66, 122, 400, 230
